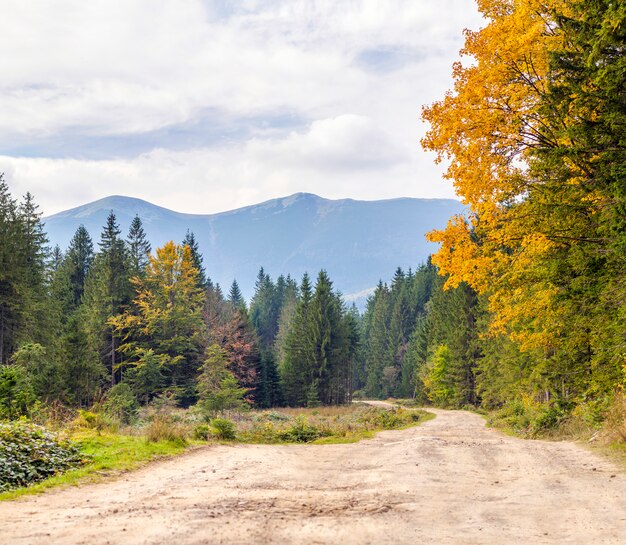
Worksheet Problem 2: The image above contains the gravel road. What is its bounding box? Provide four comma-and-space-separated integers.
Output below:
2, 407, 626, 544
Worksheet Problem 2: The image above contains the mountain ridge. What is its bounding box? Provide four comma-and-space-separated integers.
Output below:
44, 193, 463, 303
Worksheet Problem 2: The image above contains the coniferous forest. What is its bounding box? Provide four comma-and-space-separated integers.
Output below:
0, 177, 364, 415
0, 0, 625, 470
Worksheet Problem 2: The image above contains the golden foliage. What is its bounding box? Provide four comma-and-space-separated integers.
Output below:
421, 0, 578, 349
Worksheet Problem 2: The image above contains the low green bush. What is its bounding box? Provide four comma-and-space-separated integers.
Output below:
489, 396, 576, 437
278, 415, 327, 443
193, 423, 211, 440
0, 420, 84, 492
210, 418, 236, 440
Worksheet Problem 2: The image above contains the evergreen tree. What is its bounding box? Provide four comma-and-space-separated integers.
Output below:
182, 230, 207, 288
62, 225, 94, 312
274, 275, 299, 376
280, 273, 314, 406
126, 215, 151, 278
228, 279, 246, 312
83, 211, 132, 386
0, 180, 49, 364
49, 245, 63, 273
364, 282, 390, 398
249, 268, 283, 407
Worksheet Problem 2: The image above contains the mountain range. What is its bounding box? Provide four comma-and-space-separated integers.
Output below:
43, 193, 463, 304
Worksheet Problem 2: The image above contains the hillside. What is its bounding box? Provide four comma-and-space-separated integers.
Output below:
44, 193, 463, 301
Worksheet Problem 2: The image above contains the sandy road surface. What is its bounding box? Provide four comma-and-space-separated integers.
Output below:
2, 407, 626, 545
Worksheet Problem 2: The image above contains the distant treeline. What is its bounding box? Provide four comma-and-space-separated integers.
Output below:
0, 177, 364, 414
2, 158, 625, 423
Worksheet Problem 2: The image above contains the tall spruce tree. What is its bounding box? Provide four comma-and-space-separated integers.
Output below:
249, 268, 283, 407
62, 225, 94, 312
83, 211, 132, 386
126, 215, 151, 278
280, 273, 314, 406
228, 279, 246, 312
182, 230, 207, 288
0, 180, 50, 363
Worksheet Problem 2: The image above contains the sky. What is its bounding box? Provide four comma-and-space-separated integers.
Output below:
0, 0, 484, 216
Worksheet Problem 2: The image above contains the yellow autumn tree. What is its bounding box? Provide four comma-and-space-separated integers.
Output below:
422, 0, 626, 404
110, 241, 205, 404
422, 0, 580, 349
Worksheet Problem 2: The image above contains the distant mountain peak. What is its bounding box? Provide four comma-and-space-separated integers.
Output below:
280, 192, 322, 206
43, 193, 465, 307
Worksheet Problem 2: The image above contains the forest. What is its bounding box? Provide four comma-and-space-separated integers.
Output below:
1, 0, 625, 436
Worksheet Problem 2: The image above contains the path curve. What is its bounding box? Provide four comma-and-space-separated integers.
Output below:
2, 409, 626, 544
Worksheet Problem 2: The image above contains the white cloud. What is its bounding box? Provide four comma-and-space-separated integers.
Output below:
0, 0, 483, 213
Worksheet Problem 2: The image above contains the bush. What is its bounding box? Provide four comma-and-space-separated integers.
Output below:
0, 420, 84, 492
489, 395, 575, 437
102, 383, 139, 425
278, 415, 325, 443
602, 392, 626, 442
0, 365, 37, 420
210, 418, 236, 440
193, 423, 211, 440
74, 409, 100, 429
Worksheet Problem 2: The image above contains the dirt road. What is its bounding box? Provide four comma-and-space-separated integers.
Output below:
2, 408, 626, 545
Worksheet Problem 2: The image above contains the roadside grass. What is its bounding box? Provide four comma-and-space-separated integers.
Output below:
234, 404, 434, 444
0, 430, 194, 501
480, 394, 626, 473
598, 442, 626, 471
1, 403, 433, 500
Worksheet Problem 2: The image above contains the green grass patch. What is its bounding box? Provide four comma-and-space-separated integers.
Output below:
235, 404, 434, 444
0, 430, 192, 501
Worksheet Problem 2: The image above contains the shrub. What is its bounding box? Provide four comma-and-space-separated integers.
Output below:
0, 421, 84, 492
210, 418, 236, 440
0, 365, 37, 420
102, 383, 138, 425
278, 415, 325, 443
74, 409, 100, 429
193, 423, 211, 440
602, 392, 626, 442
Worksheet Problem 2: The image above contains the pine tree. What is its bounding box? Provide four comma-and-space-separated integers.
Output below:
127, 215, 151, 278
364, 282, 390, 398
182, 230, 207, 288
274, 275, 299, 377
83, 211, 132, 386
0, 180, 50, 364
228, 279, 246, 312
62, 225, 94, 312
249, 268, 283, 407
49, 245, 63, 273
280, 273, 314, 406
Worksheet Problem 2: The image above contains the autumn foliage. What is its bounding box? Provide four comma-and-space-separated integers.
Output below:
422, 0, 626, 406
